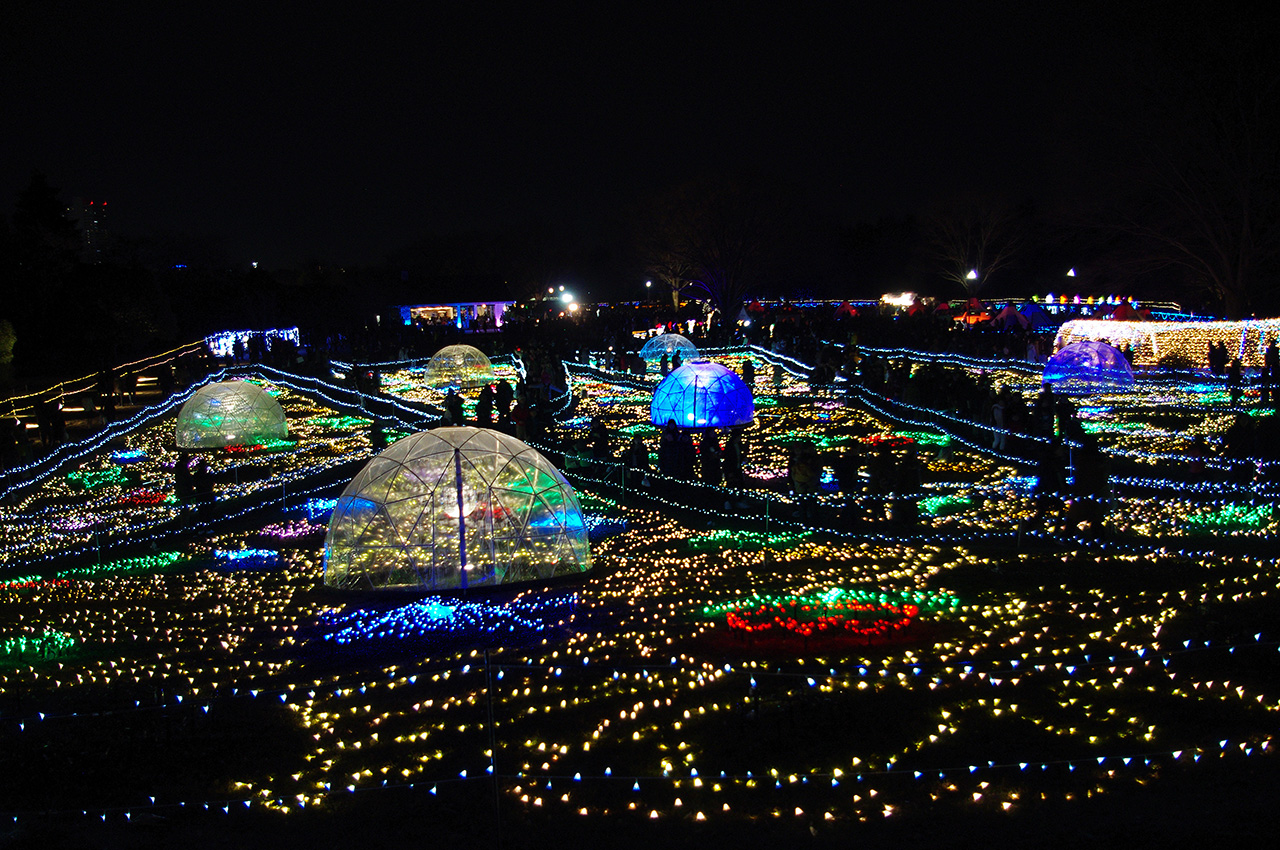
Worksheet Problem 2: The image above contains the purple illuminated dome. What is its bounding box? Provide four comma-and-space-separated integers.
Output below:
1043, 341, 1136, 394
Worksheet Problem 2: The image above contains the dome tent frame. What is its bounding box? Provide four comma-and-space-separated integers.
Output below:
1042, 340, 1136, 395
650, 362, 755, 429
324, 427, 591, 592
639, 333, 700, 363
174, 380, 288, 449
424, 344, 495, 390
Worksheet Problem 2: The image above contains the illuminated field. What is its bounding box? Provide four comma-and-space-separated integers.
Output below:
3, 356, 1280, 837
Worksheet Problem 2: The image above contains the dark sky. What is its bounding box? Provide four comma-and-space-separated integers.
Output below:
2, 2, 1149, 270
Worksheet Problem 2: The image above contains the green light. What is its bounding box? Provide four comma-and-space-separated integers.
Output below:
308, 415, 373, 430
56, 551, 186, 580
687, 529, 812, 552
1, 629, 76, 659
66, 467, 130, 490
920, 494, 973, 516
1182, 504, 1272, 532
895, 430, 951, 447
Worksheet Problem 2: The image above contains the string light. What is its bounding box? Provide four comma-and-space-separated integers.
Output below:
3, 343, 1280, 833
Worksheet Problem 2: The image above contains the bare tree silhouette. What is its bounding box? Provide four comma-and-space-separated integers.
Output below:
927, 199, 1027, 297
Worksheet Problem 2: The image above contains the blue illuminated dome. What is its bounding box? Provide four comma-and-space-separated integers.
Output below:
650, 362, 755, 429
639, 334, 700, 363
324, 427, 591, 591
1043, 341, 1136, 394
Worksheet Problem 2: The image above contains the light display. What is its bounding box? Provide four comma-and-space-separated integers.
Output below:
650, 362, 755, 429
323, 427, 591, 591
423, 345, 495, 390
322, 592, 578, 645
0, 628, 75, 658
1042, 341, 1136, 394
204, 327, 300, 359
1055, 318, 1280, 369
703, 588, 958, 638
175, 380, 288, 449
639, 334, 700, 363
8, 344, 1280, 839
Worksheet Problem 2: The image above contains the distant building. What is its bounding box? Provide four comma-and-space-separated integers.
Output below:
394, 273, 517, 330
399, 300, 515, 329
65, 198, 109, 263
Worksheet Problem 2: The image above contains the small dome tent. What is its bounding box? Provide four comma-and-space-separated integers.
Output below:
1042, 341, 1136, 394
424, 345, 495, 390
650, 362, 754, 429
323, 427, 591, 591
639, 334, 700, 363
175, 380, 287, 449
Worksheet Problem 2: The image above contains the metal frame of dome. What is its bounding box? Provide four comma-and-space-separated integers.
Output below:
1042, 340, 1136, 394
650, 362, 755, 429
323, 427, 591, 591
174, 380, 288, 449
639, 334, 700, 362
424, 344, 495, 390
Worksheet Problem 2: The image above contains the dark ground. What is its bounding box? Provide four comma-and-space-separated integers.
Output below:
2, 752, 1275, 850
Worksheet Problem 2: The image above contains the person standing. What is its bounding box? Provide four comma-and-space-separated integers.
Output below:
658, 419, 680, 477
832, 444, 862, 523
1228, 357, 1243, 406
476, 385, 495, 427
700, 430, 723, 486
723, 431, 745, 489
676, 428, 696, 480
511, 399, 530, 440
991, 387, 1008, 451
175, 451, 193, 501
495, 379, 513, 418
623, 435, 651, 489
590, 415, 611, 459
445, 388, 465, 425
1265, 340, 1280, 405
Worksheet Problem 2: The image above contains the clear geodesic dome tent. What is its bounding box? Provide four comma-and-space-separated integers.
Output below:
1043, 340, 1136, 394
424, 344, 495, 390
174, 380, 288, 449
639, 333, 700, 363
323, 427, 592, 591
650, 362, 755, 429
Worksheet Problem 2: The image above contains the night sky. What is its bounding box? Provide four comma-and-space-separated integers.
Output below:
1, 2, 1176, 271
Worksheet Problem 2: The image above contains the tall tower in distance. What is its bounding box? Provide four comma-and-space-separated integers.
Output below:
66, 197, 109, 263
